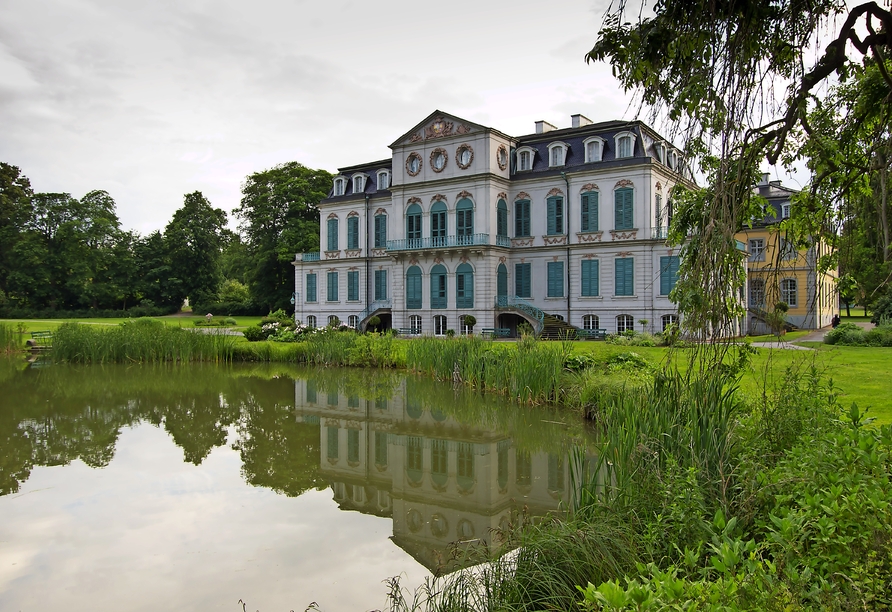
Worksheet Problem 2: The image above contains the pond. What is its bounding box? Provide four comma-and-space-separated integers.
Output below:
0, 359, 598, 611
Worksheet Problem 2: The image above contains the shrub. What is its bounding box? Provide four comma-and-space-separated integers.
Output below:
242, 325, 265, 342
824, 322, 866, 345
871, 287, 892, 324
864, 324, 892, 347
223, 317, 237, 326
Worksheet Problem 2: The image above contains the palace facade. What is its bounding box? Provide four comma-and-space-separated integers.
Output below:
293, 110, 692, 336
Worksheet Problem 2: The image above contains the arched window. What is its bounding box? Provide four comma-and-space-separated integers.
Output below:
615, 132, 637, 158
409, 314, 422, 334
406, 203, 422, 247
661, 314, 678, 331
377, 170, 390, 190
749, 278, 765, 307
460, 314, 475, 335
333, 177, 346, 196
327, 217, 339, 251
547, 142, 568, 167
348, 315, 359, 329
406, 266, 422, 309
583, 314, 599, 330
406, 436, 423, 484
434, 315, 447, 336
496, 199, 508, 239
431, 201, 447, 246
496, 263, 508, 300
306, 315, 317, 328
584, 136, 604, 163
457, 442, 474, 492
456, 198, 473, 240
352, 175, 366, 194
430, 264, 447, 309
516, 146, 535, 171
616, 314, 634, 333
514, 199, 531, 237
328, 315, 340, 326
456, 262, 474, 308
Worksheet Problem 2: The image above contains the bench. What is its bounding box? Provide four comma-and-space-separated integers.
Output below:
576, 328, 607, 340
27, 330, 53, 350
398, 328, 419, 336
482, 327, 512, 338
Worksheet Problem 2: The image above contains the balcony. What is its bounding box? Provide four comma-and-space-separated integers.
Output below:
297, 252, 320, 262
386, 233, 494, 252
651, 227, 670, 240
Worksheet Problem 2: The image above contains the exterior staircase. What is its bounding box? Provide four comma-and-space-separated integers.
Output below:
539, 314, 581, 340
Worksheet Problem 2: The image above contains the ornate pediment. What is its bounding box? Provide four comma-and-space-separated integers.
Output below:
390, 110, 484, 148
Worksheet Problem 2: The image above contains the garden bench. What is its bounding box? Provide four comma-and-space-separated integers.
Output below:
27, 331, 53, 350
398, 328, 418, 336
576, 328, 607, 340
482, 327, 511, 338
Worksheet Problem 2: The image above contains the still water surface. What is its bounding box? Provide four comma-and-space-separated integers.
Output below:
0, 359, 596, 611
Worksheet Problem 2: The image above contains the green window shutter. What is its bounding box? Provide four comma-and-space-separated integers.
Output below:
406, 266, 422, 309
406, 204, 422, 241
306, 273, 316, 302
497, 200, 508, 237
347, 270, 359, 301
374, 214, 386, 247
581, 259, 599, 296
327, 218, 338, 250
614, 188, 633, 230
547, 197, 563, 235
515, 200, 530, 237
515, 263, 531, 298
581, 192, 599, 232
430, 265, 447, 309
374, 269, 387, 300
547, 261, 564, 297
347, 217, 359, 249
456, 200, 473, 237
615, 258, 634, 296
660, 256, 680, 295
456, 263, 474, 308
327, 271, 338, 301
497, 264, 508, 298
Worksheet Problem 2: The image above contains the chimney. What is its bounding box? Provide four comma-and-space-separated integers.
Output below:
535, 120, 557, 134
571, 114, 593, 128
759, 173, 770, 186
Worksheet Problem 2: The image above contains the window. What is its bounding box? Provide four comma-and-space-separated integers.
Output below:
547, 261, 564, 298
614, 188, 634, 230
461, 314, 474, 335
456, 198, 473, 238
668, 150, 679, 170
497, 199, 508, 238
406, 203, 422, 244
432, 439, 448, 487
615, 257, 634, 296
328, 314, 340, 327
353, 175, 365, 194
497, 263, 508, 299
327, 217, 339, 251
781, 278, 798, 307
348, 314, 358, 329
547, 196, 564, 235
456, 263, 474, 308
617, 314, 634, 333
584, 136, 604, 163
430, 264, 447, 309
655, 194, 663, 227
409, 314, 422, 334
333, 177, 345, 196
749, 238, 765, 262
374, 269, 387, 301
780, 237, 797, 260
306, 315, 317, 328
434, 315, 447, 336
406, 436, 422, 482
347, 270, 359, 301
782, 203, 791, 219
653, 142, 666, 164
515, 199, 531, 237
750, 278, 765, 307
581, 259, 599, 296
347, 429, 360, 464
327, 427, 339, 460
375, 432, 388, 468
661, 314, 678, 331
346, 216, 359, 250
615, 132, 636, 158
374, 214, 387, 248
548, 454, 564, 492
406, 266, 422, 309
515, 263, 531, 298
431, 201, 447, 246
517, 148, 533, 171
516, 450, 532, 487
306, 273, 317, 302
377, 170, 389, 190
457, 442, 474, 491
659, 255, 680, 296
327, 271, 338, 302
581, 191, 599, 232
583, 314, 599, 330
547, 142, 567, 167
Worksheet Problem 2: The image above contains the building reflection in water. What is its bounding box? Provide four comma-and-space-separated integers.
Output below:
294, 375, 593, 575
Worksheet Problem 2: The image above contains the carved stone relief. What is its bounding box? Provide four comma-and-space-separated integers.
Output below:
511, 238, 534, 247
610, 230, 638, 241
430, 194, 447, 204
425, 118, 454, 139
497, 191, 507, 201
577, 232, 604, 243
615, 179, 634, 189
543, 235, 568, 246
581, 183, 600, 192
325, 251, 341, 259
407, 197, 422, 205
514, 191, 531, 201
546, 188, 564, 198
456, 190, 473, 200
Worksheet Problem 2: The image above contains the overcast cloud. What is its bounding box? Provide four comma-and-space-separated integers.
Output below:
0, 0, 637, 234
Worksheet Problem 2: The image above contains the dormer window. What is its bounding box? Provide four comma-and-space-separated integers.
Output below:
615, 131, 637, 159
515, 146, 536, 172
667, 150, 679, 170
653, 142, 666, 164
352, 174, 367, 194
583, 136, 605, 163
377, 170, 390, 190
333, 177, 346, 196
782, 203, 791, 219
547, 142, 569, 167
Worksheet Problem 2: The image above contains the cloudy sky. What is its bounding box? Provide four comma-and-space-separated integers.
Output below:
1, 0, 656, 234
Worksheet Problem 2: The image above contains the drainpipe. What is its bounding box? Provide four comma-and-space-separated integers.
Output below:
365, 194, 371, 327
561, 171, 571, 323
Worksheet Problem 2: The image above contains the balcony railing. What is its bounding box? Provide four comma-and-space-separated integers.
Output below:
495, 234, 511, 247
652, 227, 670, 240
386, 233, 491, 252
358, 299, 392, 324
297, 252, 320, 262
494, 296, 545, 335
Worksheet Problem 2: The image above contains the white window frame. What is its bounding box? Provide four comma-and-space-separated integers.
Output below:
376, 170, 390, 190
781, 203, 791, 219
749, 239, 765, 262
614, 131, 637, 159
333, 177, 346, 196
348, 315, 359, 329
583, 314, 599, 330
668, 150, 681, 171
616, 314, 634, 333
547, 141, 569, 167
780, 278, 798, 307
409, 315, 422, 335
328, 315, 340, 326
583, 136, 605, 163
653, 141, 666, 164
352, 173, 368, 194
661, 314, 678, 331
515, 146, 536, 171
306, 315, 317, 328
434, 315, 447, 336
460, 315, 474, 335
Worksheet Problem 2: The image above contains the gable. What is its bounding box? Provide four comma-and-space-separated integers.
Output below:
390, 110, 486, 148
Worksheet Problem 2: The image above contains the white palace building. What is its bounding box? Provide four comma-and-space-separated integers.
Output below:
293, 110, 691, 337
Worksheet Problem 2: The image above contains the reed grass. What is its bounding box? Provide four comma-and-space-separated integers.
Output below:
0, 322, 18, 352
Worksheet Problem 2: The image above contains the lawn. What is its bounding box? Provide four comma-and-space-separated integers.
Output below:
1, 315, 264, 334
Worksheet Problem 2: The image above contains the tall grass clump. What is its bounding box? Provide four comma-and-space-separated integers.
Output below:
0, 322, 18, 352
52, 319, 238, 363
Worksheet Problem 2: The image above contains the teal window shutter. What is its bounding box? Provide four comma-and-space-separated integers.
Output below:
374, 214, 387, 247
614, 188, 633, 230
581, 192, 599, 232
547, 261, 564, 297
327, 271, 338, 301
515, 263, 531, 298
515, 200, 530, 237
497, 200, 508, 237
456, 199, 473, 236
456, 263, 474, 308
347, 216, 359, 249
496, 263, 508, 299
581, 259, 599, 296
406, 266, 422, 309
327, 218, 339, 250
306, 273, 317, 302
406, 204, 422, 242
374, 269, 387, 300
546, 196, 563, 235
430, 264, 447, 309
615, 258, 634, 296
347, 270, 359, 301
660, 255, 680, 295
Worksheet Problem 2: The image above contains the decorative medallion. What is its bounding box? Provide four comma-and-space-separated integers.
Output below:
407, 197, 421, 205
459, 256, 469, 264
497, 191, 507, 201
582, 253, 597, 259
406, 152, 422, 176
546, 188, 564, 198
425, 117, 454, 139
455, 124, 471, 135
328, 267, 338, 272
430, 194, 447, 204
552, 256, 560, 262
615, 179, 634, 189
434, 257, 443, 265
515, 191, 531, 201
497, 145, 509, 170
456, 144, 474, 169
581, 183, 600, 192
456, 190, 473, 200
430, 147, 448, 172
348, 266, 358, 271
